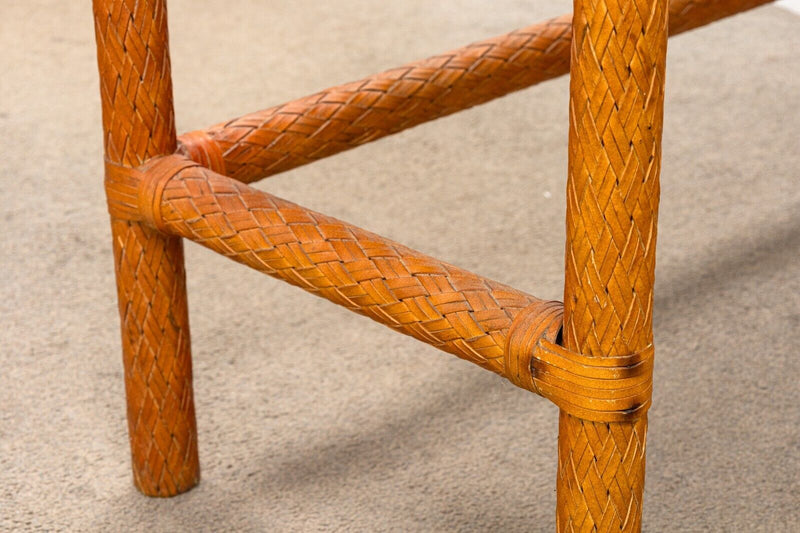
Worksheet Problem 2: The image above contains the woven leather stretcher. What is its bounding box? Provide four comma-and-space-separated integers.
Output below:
92, 0, 773, 530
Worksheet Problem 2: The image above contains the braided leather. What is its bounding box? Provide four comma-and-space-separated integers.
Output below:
115, 155, 564, 381
91, 0, 770, 512
109, 156, 659, 423
181, 0, 771, 184
556, 0, 668, 527
93, 0, 199, 496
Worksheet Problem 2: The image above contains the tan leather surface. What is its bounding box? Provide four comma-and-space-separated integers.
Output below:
178, 0, 772, 185
93, 0, 199, 496
92, 0, 774, 523
106, 156, 658, 427
556, 0, 668, 527
110, 155, 563, 382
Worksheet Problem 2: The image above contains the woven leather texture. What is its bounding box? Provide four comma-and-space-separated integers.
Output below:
556, 0, 668, 527
92, 0, 772, 522
107, 157, 660, 424
125, 156, 565, 381
93, 0, 199, 496
177, 0, 771, 185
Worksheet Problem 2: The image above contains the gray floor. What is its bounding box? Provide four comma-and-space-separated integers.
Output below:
1, 1, 799, 531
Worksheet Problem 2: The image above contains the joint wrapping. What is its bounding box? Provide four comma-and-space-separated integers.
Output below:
104, 155, 199, 231
177, 130, 226, 175
506, 304, 654, 422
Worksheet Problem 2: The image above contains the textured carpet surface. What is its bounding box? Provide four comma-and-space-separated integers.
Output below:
1, 1, 798, 531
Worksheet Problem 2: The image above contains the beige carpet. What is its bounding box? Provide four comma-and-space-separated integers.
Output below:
1, 1, 798, 531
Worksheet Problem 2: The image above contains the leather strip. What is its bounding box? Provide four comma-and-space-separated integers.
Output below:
506, 303, 654, 422
531, 341, 654, 422
136, 156, 199, 232
104, 156, 200, 232
504, 301, 564, 391
177, 130, 226, 175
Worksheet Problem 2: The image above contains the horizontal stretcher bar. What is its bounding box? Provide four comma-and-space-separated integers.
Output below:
106, 155, 563, 386
177, 0, 772, 183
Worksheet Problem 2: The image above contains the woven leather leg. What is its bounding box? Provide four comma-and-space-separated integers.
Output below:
93, 0, 199, 496
557, 0, 667, 529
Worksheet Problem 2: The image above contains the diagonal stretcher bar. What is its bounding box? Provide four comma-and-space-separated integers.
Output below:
177, 0, 772, 184
107, 155, 560, 376
106, 154, 652, 422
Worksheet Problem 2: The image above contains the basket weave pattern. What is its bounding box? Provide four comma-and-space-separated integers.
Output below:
556, 0, 668, 526
176, 0, 770, 186
92, 0, 771, 526
94, 0, 199, 495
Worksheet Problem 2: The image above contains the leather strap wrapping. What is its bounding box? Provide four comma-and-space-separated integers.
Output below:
105, 156, 198, 232
136, 156, 199, 233
505, 303, 653, 422
531, 342, 653, 422
504, 301, 564, 390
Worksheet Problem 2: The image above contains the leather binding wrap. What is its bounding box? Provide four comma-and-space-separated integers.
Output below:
92, 0, 773, 522
505, 304, 654, 423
